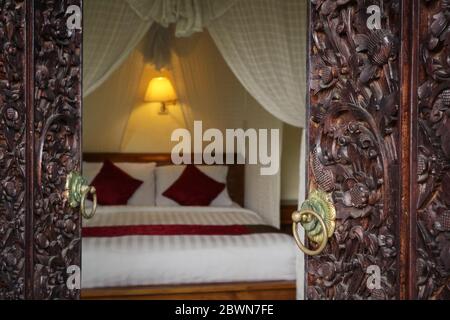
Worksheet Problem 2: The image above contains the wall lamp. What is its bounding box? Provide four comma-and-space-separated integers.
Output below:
144, 77, 178, 115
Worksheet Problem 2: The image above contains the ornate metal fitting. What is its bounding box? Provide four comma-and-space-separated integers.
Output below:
292, 189, 336, 256
65, 172, 97, 219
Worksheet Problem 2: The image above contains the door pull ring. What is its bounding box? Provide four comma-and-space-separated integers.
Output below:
65, 172, 97, 220
292, 190, 336, 256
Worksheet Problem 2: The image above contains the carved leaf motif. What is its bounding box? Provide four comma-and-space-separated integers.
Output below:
308, 0, 400, 300
32, 0, 82, 300
311, 148, 335, 192
442, 174, 450, 206
0, 0, 26, 300
416, 0, 450, 300
435, 115, 450, 158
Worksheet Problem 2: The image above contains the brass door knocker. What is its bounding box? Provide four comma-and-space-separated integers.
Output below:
65, 172, 97, 220
292, 190, 336, 256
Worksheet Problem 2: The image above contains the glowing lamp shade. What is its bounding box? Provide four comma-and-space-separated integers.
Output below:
145, 77, 177, 103
144, 77, 177, 115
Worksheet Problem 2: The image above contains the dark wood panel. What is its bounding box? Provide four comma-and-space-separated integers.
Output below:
307, 0, 401, 299
0, 0, 27, 300
280, 201, 297, 234
83, 152, 174, 165
32, 0, 82, 299
399, 0, 414, 301
83, 153, 245, 207
414, 0, 450, 300
81, 281, 296, 300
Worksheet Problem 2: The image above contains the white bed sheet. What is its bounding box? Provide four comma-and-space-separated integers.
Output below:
82, 206, 296, 289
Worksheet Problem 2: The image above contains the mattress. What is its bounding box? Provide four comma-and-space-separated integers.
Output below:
81, 206, 296, 289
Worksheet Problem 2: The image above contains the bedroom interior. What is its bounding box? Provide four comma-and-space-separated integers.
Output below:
80, 0, 306, 300
1, 0, 449, 302
1, 0, 449, 303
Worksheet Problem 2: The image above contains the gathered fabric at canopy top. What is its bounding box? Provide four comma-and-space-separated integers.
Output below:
126, 0, 238, 37
84, 0, 237, 97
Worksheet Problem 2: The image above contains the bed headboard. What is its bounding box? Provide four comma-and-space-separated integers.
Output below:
83, 153, 245, 207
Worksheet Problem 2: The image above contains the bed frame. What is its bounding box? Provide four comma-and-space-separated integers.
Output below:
81, 153, 296, 300
82, 281, 296, 300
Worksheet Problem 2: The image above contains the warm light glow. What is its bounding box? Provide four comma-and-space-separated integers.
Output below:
145, 77, 177, 103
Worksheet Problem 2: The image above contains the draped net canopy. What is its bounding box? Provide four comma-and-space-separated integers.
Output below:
84, 0, 306, 128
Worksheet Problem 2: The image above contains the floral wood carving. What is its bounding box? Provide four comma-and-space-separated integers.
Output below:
0, 0, 26, 300
33, 0, 81, 299
308, 0, 400, 300
416, 0, 450, 300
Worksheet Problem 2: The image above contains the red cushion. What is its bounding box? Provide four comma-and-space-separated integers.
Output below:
163, 165, 226, 206
90, 160, 143, 205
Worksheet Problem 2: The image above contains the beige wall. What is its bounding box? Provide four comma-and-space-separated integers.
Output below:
83, 38, 147, 152
120, 66, 187, 153
281, 124, 302, 201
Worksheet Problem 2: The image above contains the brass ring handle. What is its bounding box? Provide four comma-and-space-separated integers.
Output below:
292, 210, 329, 256
80, 186, 97, 220
65, 172, 98, 220
292, 189, 336, 256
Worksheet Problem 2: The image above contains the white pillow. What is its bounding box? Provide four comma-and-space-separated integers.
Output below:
155, 165, 234, 207
82, 161, 157, 206
83, 162, 103, 184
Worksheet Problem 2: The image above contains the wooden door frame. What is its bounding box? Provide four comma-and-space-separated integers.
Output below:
305, 0, 449, 300
400, 0, 414, 300
30, 0, 83, 300
305, 0, 404, 300
0, 0, 82, 300
0, 0, 28, 300
2, 0, 449, 300
411, 0, 450, 300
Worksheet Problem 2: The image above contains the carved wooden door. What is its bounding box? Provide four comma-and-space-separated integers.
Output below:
0, 0, 82, 300
296, 0, 450, 300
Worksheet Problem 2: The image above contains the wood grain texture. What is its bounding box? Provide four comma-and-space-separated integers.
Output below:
83, 153, 246, 207
32, 0, 82, 299
0, 0, 26, 300
81, 281, 296, 300
307, 0, 401, 300
280, 201, 298, 234
280, 201, 298, 225
414, 0, 450, 300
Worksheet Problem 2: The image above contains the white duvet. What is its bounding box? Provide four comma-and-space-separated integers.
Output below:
82, 206, 296, 289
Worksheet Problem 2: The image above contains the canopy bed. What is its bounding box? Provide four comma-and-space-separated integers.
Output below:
82, 0, 307, 300
80, 154, 296, 300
